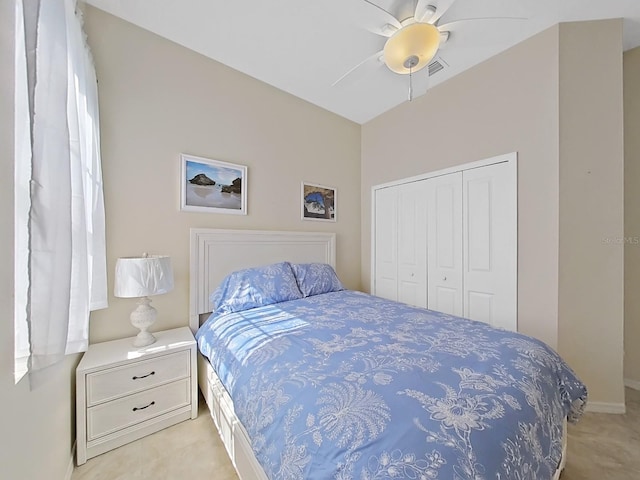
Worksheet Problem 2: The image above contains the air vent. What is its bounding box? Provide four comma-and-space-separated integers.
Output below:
428, 59, 445, 76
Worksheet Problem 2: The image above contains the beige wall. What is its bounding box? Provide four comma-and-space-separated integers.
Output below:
362, 20, 626, 407
83, 6, 361, 344
557, 20, 625, 407
362, 26, 561, 348
625, 46, 640, 387
0, 2, 78, 479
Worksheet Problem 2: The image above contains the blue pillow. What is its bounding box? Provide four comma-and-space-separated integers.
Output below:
291, 263, 345, 297
210, 262, 303, 314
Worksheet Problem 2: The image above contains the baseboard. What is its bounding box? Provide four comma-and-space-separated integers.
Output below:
65, 441, 76, 480
625, 378, 640, 391
585, 401, 626, 414
585, 381, 640, 412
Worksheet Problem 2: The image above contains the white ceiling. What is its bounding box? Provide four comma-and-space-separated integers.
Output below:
85, 0, 640, 124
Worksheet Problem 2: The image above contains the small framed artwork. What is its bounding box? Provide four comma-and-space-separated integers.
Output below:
180, 154, 247, 215
301, 182, 336, 222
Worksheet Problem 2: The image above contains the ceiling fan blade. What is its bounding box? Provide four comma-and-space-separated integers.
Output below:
438, 17, 528, 48
430, 0, 457, 25
361, 0, 402, 30
438, 16, 527, 30
332, 50, 384, 88
415, 0, 436, 23
378, 23, 399, 37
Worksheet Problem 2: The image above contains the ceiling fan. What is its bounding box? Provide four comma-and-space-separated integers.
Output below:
334, 0, 523, 101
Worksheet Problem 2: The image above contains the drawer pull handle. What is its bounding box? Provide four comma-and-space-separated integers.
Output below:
132, 371, 155, 380
132, 401, 155, 412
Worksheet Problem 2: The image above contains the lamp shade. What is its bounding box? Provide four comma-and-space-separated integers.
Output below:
383, 22, 440, 74
114, 255, 174, 298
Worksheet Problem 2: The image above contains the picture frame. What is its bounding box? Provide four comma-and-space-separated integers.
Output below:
180, 154, 247, 215
301, 182, 337, 222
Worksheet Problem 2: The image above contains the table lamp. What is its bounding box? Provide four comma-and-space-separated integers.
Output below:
114, 254, 174, 347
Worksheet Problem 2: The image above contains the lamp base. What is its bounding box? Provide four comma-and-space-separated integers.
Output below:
133, 330, 156, 347
130, 297, 157, 347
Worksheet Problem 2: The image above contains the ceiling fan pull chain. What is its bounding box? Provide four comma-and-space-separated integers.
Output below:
408, 66, 414, 102
403, 54, 419, 102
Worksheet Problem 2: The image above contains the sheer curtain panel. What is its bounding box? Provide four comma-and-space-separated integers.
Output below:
16, 0, 107, 380
14, 0, 32, 382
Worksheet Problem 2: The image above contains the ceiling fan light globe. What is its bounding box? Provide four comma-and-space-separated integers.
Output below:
383, 22, 440, 74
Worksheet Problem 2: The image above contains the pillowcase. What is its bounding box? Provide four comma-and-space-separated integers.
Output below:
291, 263, 345, 297
210, 262, 303, 314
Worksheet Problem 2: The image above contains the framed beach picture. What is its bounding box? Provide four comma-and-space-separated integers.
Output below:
301, 182, 336, 222
180, 154, 247, 214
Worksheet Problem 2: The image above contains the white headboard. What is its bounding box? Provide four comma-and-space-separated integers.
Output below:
189, 228, 336, 332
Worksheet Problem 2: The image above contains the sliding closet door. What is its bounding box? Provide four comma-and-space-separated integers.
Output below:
463, 162, 517, 330
373, 153, 517, 328
397, 182, 428, 308
374, 186, 398, 301
427, 173, 463, 316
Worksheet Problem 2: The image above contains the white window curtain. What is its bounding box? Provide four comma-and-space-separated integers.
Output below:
16, 0, 107, 380
14, 0, 32, 382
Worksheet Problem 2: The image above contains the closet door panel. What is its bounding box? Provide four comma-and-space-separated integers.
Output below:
427, 173, 463, 316
397, 182, 428, 308
466, 291, 493, 325
467, 179, 492, 272
463, 162, 517, 330
374, 187, 398, 301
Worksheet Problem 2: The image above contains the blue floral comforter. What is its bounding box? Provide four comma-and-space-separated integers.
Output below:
196, 290, 587, 480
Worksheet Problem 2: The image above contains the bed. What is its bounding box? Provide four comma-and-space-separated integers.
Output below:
189, 228, 587, 480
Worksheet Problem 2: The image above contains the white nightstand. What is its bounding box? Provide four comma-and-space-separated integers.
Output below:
76, 327, 198, 465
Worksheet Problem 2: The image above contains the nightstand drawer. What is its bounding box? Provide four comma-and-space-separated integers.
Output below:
87, 377, 191, 441
87, 350, 190, 406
